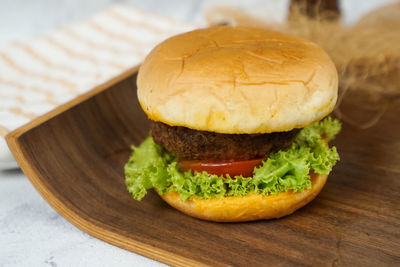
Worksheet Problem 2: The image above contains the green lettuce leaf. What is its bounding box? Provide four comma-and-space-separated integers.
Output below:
125, 117, 341, 201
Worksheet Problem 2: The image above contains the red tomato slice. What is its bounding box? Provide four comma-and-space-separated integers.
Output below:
178, 158, 264, 178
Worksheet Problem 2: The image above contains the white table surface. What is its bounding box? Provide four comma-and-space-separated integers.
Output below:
0, 0, 395, 266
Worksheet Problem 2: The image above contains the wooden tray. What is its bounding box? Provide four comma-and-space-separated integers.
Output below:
6, 67, 400, 266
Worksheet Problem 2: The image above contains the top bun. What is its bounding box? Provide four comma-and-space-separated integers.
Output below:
137, 26, 338, 134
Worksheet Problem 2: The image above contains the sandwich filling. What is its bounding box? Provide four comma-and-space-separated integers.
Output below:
151, 122, 299, 160
125, 117, 341, 201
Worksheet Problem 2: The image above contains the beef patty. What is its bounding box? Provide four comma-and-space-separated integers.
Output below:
151, 121, 300, 160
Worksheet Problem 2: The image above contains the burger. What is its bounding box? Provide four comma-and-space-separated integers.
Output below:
125, 26, 341, 222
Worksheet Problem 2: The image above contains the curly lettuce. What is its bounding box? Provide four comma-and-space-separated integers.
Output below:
125, 117, 341, 201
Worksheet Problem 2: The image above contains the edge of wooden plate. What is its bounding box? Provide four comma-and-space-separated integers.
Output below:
5, 66, 207, 267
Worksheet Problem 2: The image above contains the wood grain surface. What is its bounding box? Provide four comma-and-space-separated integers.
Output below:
6, 67, 400, 266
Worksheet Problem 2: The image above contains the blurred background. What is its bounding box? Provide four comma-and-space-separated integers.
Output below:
1, 0, 399, 44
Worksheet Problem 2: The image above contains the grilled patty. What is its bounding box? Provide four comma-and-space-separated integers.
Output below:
151, 121, 300, 160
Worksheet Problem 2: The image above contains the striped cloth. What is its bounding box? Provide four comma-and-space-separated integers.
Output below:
0, 5, 196, 169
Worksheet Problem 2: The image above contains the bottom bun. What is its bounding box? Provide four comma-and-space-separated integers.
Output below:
159, 173, 328, 222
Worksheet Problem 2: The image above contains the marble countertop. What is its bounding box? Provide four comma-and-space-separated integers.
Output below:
0, 0, 395, 266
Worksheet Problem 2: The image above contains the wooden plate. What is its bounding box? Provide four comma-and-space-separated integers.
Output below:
6, 67, 400, 266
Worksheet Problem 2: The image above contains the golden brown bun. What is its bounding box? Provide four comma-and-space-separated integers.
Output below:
159, 172, 327, 222
138, 26, 338, 134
